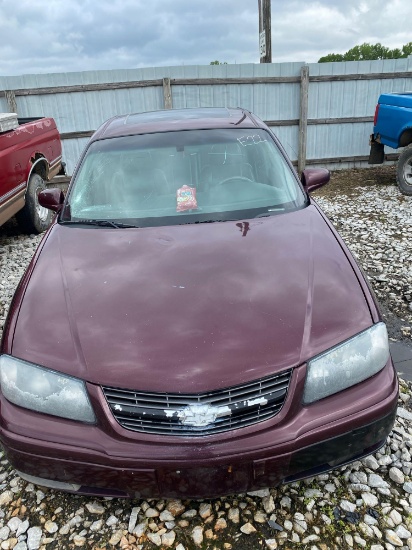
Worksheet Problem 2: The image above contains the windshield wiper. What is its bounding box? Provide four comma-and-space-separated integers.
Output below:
60, 219, 138, 228
254, 208, 285, 218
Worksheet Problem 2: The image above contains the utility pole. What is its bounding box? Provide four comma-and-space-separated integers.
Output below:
258, 0, 272, 63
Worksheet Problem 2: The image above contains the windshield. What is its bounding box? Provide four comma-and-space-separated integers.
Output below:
63, 128, 306, 227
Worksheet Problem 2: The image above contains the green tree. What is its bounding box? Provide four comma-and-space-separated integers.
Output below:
210, 60, 228, 65
319, 42, 412, 63
317, 53, 345, 63
402, 42, 412, 57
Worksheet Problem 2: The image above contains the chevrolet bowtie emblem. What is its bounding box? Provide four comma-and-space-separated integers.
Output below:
175, 403, 232, 427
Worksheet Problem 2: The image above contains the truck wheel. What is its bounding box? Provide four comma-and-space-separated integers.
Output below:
396, 146, 412, 196
16, 173, 52, 233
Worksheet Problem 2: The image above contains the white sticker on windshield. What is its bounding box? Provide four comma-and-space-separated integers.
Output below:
237, 134, 267, 147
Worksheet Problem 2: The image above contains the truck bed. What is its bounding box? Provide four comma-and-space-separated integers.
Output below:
0, 117, 59, 152
379, 92, 412, 108
374, 92, 412, 149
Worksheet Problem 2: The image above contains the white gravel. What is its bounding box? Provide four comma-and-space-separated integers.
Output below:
0, 170, 411, 549
315, 181, 412, 340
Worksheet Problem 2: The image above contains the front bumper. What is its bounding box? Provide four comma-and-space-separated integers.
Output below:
4, 406, 396, 499
0, 362, 399, 499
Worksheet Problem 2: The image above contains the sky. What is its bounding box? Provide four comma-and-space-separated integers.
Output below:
0, 0, 412, 76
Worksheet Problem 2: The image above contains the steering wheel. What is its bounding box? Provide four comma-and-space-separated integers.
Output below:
217, 176, 252, 186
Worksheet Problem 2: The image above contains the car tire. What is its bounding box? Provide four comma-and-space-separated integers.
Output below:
396, 145, 412, 196
16, 172, 53, 234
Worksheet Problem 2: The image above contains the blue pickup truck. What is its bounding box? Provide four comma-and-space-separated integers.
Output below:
369, 91, 412, 195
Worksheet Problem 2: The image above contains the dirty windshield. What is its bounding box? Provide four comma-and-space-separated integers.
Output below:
64, 129, 306, 227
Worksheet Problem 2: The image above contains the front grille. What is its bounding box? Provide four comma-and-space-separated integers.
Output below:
102, 369, 292, 436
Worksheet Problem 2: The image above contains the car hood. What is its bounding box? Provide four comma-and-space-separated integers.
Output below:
12, 206, 372, 393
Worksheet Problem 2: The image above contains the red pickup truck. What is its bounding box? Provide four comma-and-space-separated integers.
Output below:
0, 115, 64, 233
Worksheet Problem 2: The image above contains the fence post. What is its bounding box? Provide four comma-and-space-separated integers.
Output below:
163, 78, 172, 109
298, 66, 309, 174
5, 90, 18, 114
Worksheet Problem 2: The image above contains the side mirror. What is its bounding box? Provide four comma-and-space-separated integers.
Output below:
301, 168, 330, 193
38, 188, 65, 212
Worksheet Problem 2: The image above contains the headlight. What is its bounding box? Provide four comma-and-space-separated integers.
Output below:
0, 355, 95, 423
303, 323, 390, 404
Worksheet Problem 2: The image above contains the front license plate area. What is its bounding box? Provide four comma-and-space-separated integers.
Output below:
157, 463, 252, 499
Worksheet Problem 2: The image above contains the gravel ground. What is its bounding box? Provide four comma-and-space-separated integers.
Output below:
314, 165, 412, 345
0, 165, 411, 550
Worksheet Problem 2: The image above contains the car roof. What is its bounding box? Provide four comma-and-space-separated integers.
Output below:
93, 107, 263, 141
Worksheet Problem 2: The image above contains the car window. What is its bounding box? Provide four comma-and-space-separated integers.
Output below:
64, 129, 306, 227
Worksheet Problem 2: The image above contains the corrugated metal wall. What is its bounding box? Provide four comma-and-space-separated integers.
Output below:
1, 58, 412, 175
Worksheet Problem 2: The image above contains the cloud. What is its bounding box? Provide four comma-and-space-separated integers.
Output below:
0, 0, 411, 76
0, 0, 258, 74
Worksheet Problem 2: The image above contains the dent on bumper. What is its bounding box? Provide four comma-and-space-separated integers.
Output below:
1, 405, 397, 499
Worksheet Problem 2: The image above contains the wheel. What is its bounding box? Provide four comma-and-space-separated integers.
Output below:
396, 146, 412, 196
16, 172, 53, 233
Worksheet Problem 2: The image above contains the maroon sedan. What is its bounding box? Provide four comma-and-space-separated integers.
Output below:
0, 108, 398, 498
